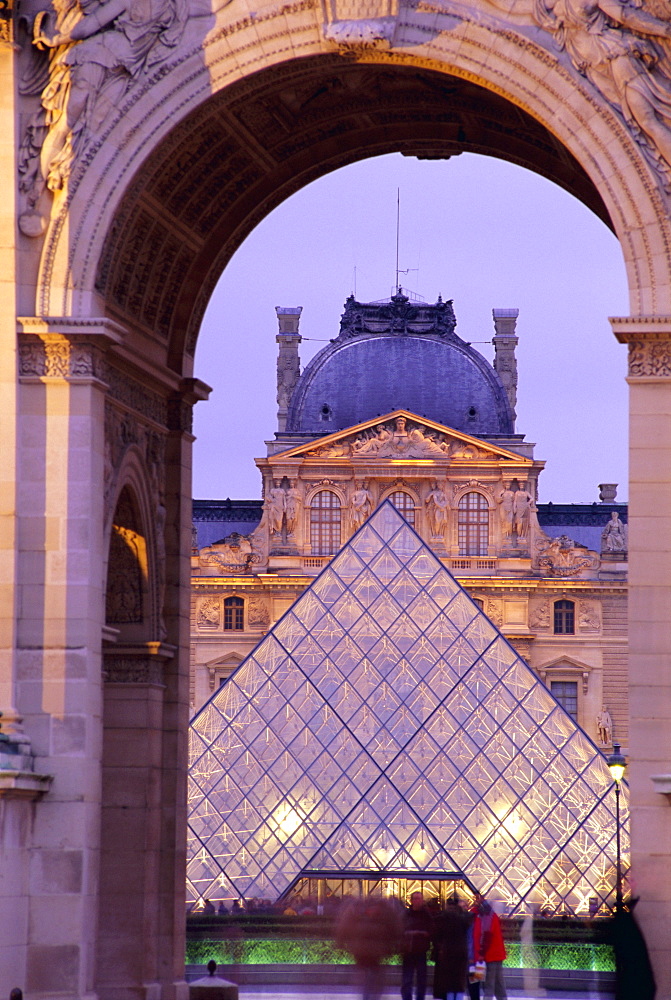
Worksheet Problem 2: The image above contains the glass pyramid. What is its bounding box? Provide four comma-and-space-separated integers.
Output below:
187, 502, 629, 915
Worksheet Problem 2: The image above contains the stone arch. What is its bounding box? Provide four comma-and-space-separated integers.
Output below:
15, 3, 671, 994
34, 10, 671, 341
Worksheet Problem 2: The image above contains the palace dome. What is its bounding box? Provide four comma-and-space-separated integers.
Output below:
286, 293, 514, 437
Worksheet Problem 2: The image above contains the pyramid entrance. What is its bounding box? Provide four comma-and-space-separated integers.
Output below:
287, 873, 477, 910
188, 502, 628, 916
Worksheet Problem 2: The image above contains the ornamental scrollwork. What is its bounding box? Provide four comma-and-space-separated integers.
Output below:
628, 339, 671, 377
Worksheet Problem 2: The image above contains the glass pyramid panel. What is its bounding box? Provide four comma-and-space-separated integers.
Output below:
187, 501, 629, 915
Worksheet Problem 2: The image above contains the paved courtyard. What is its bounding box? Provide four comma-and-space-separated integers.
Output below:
237, 987, 612, 1000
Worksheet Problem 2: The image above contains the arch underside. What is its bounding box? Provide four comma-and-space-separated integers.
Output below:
94, 55, 610, 367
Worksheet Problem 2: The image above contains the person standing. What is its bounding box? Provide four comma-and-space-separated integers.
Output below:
402, 892, 434, 1000
480, 902, 507, 1000
432, 897, 469, 1000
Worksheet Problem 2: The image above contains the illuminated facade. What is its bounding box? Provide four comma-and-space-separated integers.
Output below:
188, 502, 628, 914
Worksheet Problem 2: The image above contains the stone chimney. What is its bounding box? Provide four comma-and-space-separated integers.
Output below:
492, 308, 519, 426
276, 307, 302, 433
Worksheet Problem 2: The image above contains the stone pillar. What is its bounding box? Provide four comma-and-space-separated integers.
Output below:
612, 315, 671, 997
275, 307, 302, 433
0, 0, 20, 741
492, 308, 519, 425
10, 321, 123, 1000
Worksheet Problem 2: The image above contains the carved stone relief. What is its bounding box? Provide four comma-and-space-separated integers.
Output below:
485, 600, 503, 628
197, 596, 222, 629
629, 339, 671, 377
578, 601, 600, 632
530, 0, 671, 189
17, 0, 212, 234
530, 600, 551, 630
306, 417, 472, 460
18, 334, 108, 381
105, 490, 144, 625
199, 535, 254, 574
534, 533, 600, 577
248, 596, 270, 628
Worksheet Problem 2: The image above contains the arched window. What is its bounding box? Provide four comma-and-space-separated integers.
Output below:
389, 491, 415, 527
554, 599, 575, 635
310, 490, 341, 556
458, 492, 489, 556
223, 596, 244, 631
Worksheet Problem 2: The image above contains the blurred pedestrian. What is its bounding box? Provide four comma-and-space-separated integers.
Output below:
402, 891, 434, 1000
609, 898, 656, 1000
480, 902, 507, 1000
465, 901, 484, 1000
432, 896, 469, 1000
335, 895, 403, 1000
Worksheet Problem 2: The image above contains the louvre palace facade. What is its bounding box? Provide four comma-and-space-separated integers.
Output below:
188, 294, 629, 913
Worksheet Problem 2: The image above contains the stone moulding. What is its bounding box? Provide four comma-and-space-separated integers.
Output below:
0, 768, 52, 801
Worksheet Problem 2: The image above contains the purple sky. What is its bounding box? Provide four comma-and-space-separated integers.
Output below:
192, 152, 629, 505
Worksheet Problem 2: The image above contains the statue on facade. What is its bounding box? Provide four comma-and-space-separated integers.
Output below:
350, 483, 373, 527
596, 706, 613, 745
497, 486, 515, 538
425, 481, 449, 535
601, 511, 627, 552
285, 483, 302, 536
532, 0, 671, 185
267, 485, 286, 536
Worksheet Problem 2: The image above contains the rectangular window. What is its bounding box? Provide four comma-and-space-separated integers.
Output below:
551, 680, 578, 719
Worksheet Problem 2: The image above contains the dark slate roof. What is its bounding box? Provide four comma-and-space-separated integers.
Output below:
536, 503, 627, 526
286, 294, 514, 437
192, 500, 263, 548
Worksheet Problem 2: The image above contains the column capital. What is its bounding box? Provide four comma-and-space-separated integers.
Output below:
610, 316, 671, 379
17, 317, 127, 383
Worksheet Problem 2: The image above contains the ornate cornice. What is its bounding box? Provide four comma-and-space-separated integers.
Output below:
609, 317, 671, 378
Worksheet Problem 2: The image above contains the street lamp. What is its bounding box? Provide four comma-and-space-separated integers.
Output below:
606, 743, 626, 913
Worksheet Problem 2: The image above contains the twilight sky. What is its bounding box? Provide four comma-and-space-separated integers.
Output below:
192, 152, 629, 505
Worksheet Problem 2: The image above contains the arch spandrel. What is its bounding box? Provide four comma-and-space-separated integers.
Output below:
29, 0, 671, 354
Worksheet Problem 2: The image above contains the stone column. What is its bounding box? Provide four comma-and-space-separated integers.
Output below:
275, 307, 302, 432
11, 320, 123, 1000
0, 0, 20, 742
492, 308, 519, 425
612, 315, 671, 996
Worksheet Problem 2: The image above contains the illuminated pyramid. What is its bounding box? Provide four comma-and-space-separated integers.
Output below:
187, 501, 628, 914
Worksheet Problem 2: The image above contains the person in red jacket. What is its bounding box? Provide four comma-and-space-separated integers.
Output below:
479, 902, 507, 1000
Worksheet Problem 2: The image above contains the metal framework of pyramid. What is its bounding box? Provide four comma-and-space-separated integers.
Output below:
187, 502, 629, 915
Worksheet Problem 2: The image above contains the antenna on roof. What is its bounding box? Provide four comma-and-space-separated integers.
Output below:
395, 188, 400, 292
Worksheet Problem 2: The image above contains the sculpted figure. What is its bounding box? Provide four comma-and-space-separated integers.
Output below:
19, 0, 192, 229
425, 482, 449, 535
533, 0, 671, 180
513, 486, 534, 539
285, 483, 302, 536
353, 423, 391, 455
267, 485, 286, 535
601, 511, 627, 552
596, 706, 613, 745
350, 483, 373, 528
497, 487, 515, 538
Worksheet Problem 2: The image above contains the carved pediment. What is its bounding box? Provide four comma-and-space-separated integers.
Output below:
271, 410, 531, 464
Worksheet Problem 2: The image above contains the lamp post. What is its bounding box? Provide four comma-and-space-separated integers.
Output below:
606, 742, 626, 913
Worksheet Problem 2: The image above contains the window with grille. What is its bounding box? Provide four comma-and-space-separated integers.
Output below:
388, 491, 415, 527
223, 596, 244, 631
310, 490, 341, 556
551, 680, 578, 719
554, 599, 575, 635
458, 492, 489, 556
